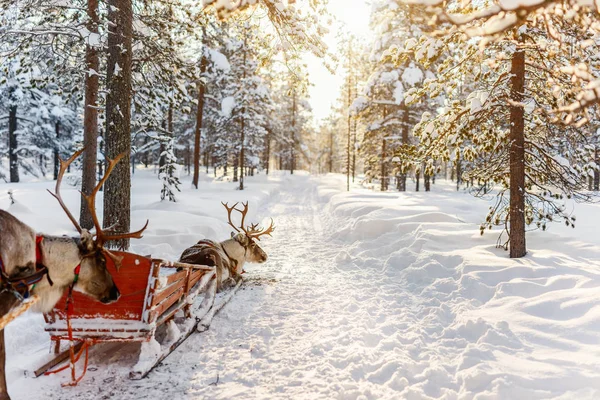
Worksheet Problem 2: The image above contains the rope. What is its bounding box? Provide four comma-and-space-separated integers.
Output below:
44, 264, 93, 386
0, 295, 39, 331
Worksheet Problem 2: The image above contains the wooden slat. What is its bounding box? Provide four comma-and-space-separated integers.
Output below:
188, 270, 205, 291
34, 342, 84, 377
152, 281, 184, 307
149, 290, 184, 323
163, 270, 187, 287
157, 260, 213, 271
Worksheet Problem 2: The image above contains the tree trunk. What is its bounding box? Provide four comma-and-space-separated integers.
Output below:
98, 130, 104, 187
80, 0, 100, 229
185, 144, 191, 175
0, 329, 8, 400
291, 90, 296, 175
381, 138, 387, 192
509, 48, 526, 258
193, 47, 208, 189
104, 0, 133, 250
233, 153, 238, 182
594, 148, 599, 191
53, 120, 60, 180
239, 116, 245, 190
8, 94, 18, 183
265, 128, 271, 175
381, 105, 388, 192
159, 120, 167, 170
346, 47, 352, 191
416, 167, 420, 192
424, 171, 431, 192
399, 103, 410, 192
456, 153, 461, 191
239, 39, 246, 190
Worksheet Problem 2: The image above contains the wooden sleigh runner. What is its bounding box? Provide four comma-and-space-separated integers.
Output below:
35, 250, 242, 382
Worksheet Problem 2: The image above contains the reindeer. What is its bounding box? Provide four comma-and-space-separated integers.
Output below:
179, 202, 274, 291
0, 149, 148, 400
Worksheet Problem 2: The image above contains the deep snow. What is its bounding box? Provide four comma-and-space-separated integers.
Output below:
2, 170, 600, 399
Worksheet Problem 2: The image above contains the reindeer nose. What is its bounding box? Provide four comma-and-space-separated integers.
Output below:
102, 285, 120, 303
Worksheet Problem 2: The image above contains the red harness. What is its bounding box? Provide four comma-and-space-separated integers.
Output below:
0, 235, 53, 300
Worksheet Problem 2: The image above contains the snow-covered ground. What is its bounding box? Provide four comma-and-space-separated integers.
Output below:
2, 171, 600, 399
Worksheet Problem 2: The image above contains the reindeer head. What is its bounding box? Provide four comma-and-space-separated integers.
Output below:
222, 202, 274, 265
48, 149, 148, 304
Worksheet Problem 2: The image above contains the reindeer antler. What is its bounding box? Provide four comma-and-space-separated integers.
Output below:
246, 218, 275, 241
47, 148, 85, 234
81, 152, 149, 247
222, 201, 250, 233
221, 202, 274, 240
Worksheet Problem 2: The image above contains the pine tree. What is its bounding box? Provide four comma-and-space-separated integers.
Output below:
405, 12, 599, 257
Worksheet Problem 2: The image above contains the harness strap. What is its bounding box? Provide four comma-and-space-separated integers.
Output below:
0, 236, 53, 300
45, 263, 88, 386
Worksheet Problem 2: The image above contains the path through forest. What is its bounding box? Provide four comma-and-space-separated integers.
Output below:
119, 174, 379, 399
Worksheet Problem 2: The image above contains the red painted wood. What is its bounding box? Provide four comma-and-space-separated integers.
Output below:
164, 270, 186, 286
188, 270, 204, 290
152, 280, 184, 307
51, 251, 153, 321
149, 289, 184, 323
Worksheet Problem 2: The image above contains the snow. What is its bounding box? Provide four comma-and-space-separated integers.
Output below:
207, 48, 231, 72
401, 64, 424, 86
2, 171, 600, 399
221, 96, 236, 117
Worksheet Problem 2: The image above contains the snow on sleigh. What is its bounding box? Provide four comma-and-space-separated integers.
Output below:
36, 250, 242, 382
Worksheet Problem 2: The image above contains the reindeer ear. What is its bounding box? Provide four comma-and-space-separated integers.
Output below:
231, 232, 235, 238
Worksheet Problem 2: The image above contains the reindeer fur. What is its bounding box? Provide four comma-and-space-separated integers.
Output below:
179, 233, 267, 290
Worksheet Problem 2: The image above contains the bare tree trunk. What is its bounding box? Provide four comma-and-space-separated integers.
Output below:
381, 105, 388, 191
290, 90, 296, 175
233, 153, 238, 182
98, 129, 104, 187
80, 0, 100, 229
456, 153, 461, 191
193, 47, 208, 189
346, 42, 352, 191
185, 144, 191, 175
239, 116, 245, 190
104, 0, 133, 250
8, 92, 18, 183
416, 166, 420, 192
594, 148, 599, 191
265, 128, 271, 175
381, 138, 387, 192
509, 48, 526, 258
399, 104, 410, 191
239, 38, 246, 191
53, 120, 60, 180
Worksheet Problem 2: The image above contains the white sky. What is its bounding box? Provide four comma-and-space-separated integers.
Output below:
306, 0, 372, 124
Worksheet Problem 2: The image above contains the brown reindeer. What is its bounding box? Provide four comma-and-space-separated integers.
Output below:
179, 202, 274, 291
0, 149, 148, 400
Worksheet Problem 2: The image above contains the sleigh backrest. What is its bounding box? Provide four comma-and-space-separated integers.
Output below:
45, 251, 155, 323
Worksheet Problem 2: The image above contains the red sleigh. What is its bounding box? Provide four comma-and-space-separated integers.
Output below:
36, 250, 239, 381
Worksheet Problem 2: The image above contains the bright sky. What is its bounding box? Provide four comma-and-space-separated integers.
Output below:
306, 0, 372, 124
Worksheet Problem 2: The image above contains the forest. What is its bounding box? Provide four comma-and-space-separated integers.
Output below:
2, 0, 600, 399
